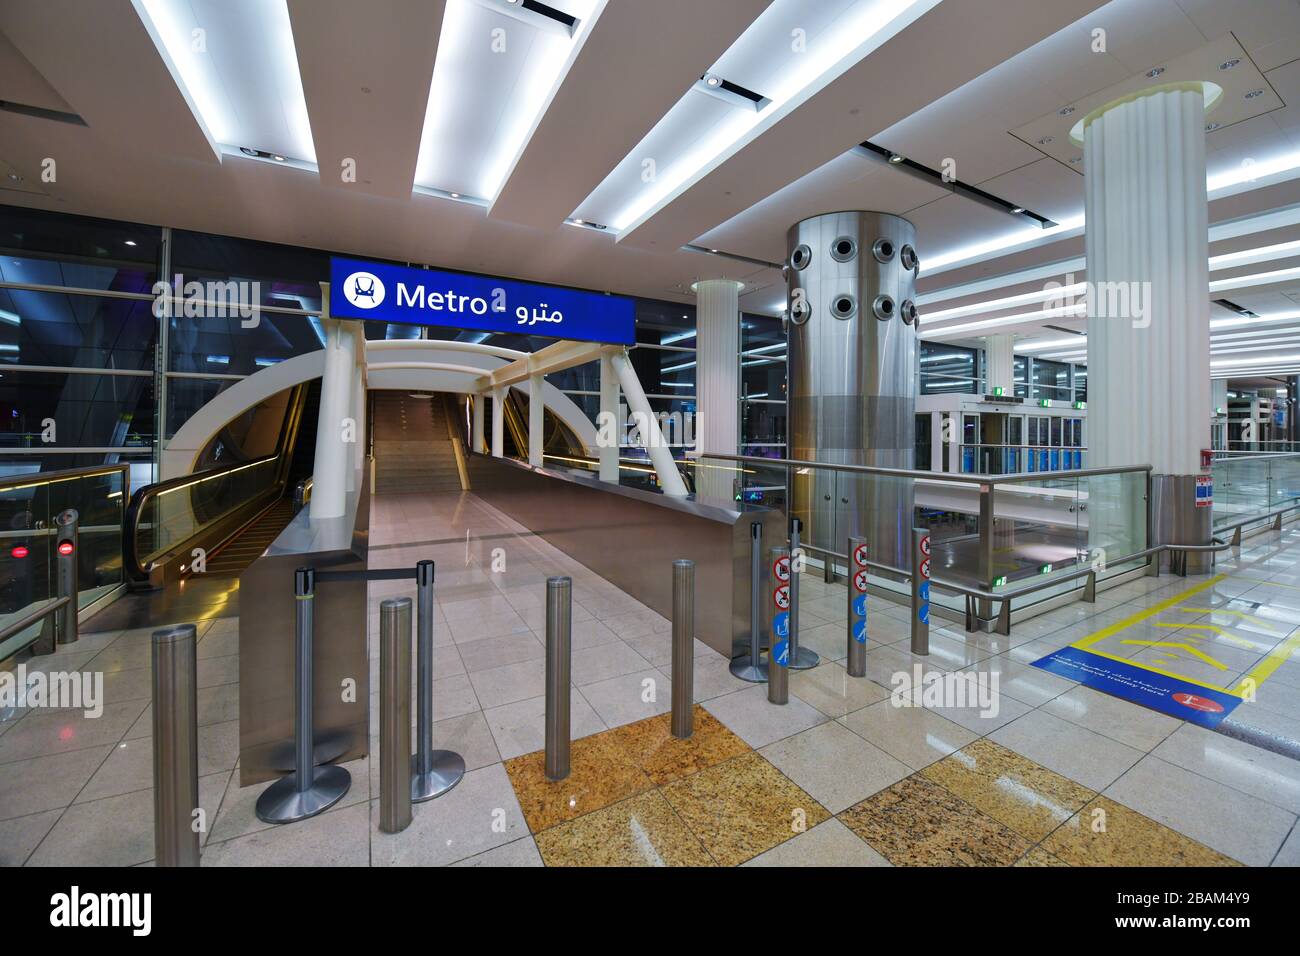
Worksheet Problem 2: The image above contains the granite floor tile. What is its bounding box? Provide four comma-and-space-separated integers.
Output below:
452, 836, 544, 867
205, 801, 370, 867
742, 818, 891, 867
535, 790, 714, 867
1150, 723, 1300, 815
579, 668, 671, 728
788, 661, 891, 719
1040, 684, 1182, 751
608, 706, 750, 786
759, 720, 910, 813
655, 652, 751, 703
838, 699, 977, 770
504, 731, 653, 832
0, 746, 112, 821
1015, 847, 1070, 866
571, 641, 652, 687
920, 739, 1095, 842
701, 684, 827, 749
659, 752, 830, 867
988, 709, 1144, 791
467, 659, 545, 710
483, 689, 605, 761
456, 631, 544, 673
1042, 795, 1240, 867
0, 700, 147, 763
0, 809, 62, 866
838, 775, 1031, 866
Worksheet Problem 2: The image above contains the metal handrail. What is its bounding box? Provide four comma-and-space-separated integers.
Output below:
0, 462, 130, 494
0, 596, 70, 646
700, 451, 1150, 485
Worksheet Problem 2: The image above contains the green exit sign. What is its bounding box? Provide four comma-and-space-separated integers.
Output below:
1038, 399, 1051, 407
992, 386, 1005, 396
1039, 564, 1053, 575
1072, 401, 1086, 410
993, 575, 1007, 587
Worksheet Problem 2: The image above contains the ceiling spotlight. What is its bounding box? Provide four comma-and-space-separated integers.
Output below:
1205, 122, 1222, 132
1219, 59, 1241, 71
1037, 136, 1054, 145
239, 146, 258, 157
710, 248, 719, 253
703, 74, 721, 87
1058, 106, 1076, 116
272, 154, 286, 162
124, 240, 137, 247
1244, 89, 1265, 99
1009, 207, 1026, 215
450, 192, 461, 199
1146, 66, 1166, 78
573, 217, 584, 224
888, 153, 904, 164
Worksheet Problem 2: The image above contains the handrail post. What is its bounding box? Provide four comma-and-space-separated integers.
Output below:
671, 560, 695, 738
379, 596, 413, 834
911, 528, 931, 656
846, 535, 868, 677
545, 576, 572, 781
411, 559, 464, 801
255, 567, 351, 824
729, 521, 768, 682
152, 624, 199, 867
768, 545, 791, 705
55, 508, 79, 646
977, 485, 994, 622
787, 518, 817, 669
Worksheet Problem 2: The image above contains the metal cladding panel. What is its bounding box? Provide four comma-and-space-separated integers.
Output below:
787, 211, 919, 571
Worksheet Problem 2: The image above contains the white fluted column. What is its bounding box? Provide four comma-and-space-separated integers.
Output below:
598, 352, 619, 483
694, 279, 741, 501
984, 334, 1015, 394
491, 388, 504, 458
528, 372, 544, 467
472, 392, 485, 453
1081, 82, 1215, 560
310, 308, 356, 521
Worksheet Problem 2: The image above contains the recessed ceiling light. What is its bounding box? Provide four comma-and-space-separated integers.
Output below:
450, 192, 460, 198
573, 217, 584, 224
1219, 59, 1241, 71
124, 240, 137, 247
1206, 122, 1222, 132
1245, 89, 1265, 99
703, 74, 721, 88
1010, 207, 1026, 215
240, 146, 258, 157
710, 248, 719, 253
1146, 67, 1166, 78
888, 153, 904, 164
1058, 106, 1076, 116
272, 154, 286, 162
1037, 136, 1054, 145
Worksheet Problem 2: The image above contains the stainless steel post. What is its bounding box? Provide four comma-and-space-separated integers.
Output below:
379, 597, 413, 834
977, 485, 994, 621
255, 567, 351, 824
671, 559, 695, 738
847, 535, 868, 677
411, 560, 464, 801
152, 624, 199, 867
54, 509, 79, 645
768, 545, 791, 704
911, 528, 931, 656
729, 521, 768, 682
787, 518, 818, 669
544, 576, 572, 781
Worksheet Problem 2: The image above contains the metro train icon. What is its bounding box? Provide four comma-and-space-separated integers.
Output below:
342, 271, 386, 309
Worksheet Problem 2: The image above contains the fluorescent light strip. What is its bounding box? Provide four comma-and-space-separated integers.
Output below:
1014, 337, 1085, 352
923, 302, 1087, 338
606, 0, 940, 235
922, 283, 1086, 322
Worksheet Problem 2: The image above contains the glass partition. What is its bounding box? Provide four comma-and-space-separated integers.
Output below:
1212, 452, 1300, 529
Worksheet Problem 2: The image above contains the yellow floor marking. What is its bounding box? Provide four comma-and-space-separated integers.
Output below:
1118, 640, 1228, 669
1152, 622, 1259, 650
1176, 607, 1281, 631
1077, 647, 1241, 694
1071, 574, 1226, 652
1232, 628, 1300, 696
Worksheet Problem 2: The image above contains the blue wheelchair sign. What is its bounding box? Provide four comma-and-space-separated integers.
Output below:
774, 611, 790, 639
772, 640, 790, 667
919, 581, 930, 603
852, 619, 868, 643
853, 594, 867, 616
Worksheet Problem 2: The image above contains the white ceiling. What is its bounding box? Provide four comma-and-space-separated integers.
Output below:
0, 0, 1298, 372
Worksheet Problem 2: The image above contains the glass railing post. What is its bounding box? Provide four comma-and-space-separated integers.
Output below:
978, 483, 994, 620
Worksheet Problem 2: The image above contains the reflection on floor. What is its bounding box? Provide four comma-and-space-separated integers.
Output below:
1, 491, 1298, 866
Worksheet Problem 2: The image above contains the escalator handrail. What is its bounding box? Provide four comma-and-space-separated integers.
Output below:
122, 453, 282, 583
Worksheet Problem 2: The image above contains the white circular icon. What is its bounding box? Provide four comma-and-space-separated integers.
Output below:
343, 271, 385, 309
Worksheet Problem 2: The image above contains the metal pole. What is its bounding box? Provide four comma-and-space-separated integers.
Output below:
911, 528, 931, 656
255, 567, 351, 824
847, 535, 868, 677
544, 576, 572, 781
671, 559, 695, 738
787, 518, 818, 669
768, 545, 790, 705
411, 560, 464, 801
152, 624, 199, 867
55, 509, 79, 645
379, 597, 413, 833
729, 521, 768, 682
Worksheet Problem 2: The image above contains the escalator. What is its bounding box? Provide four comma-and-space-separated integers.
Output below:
123, 380, 319, 588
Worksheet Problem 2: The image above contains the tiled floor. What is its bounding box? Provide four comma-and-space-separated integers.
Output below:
1, 490, 1299, 866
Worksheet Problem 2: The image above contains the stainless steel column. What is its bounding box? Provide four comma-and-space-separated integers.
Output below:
787, 518, 818, 669
671, 559, 695, 739
544, 576, 572, 781
152, 624, 199, 867
847, 535, 868, 677
411, 559, 464, 801
54, 509, 79, 645
255, 567, 351, 824
768, 546, 791, 705
379, 596, 413, 834
729, 521, 768, 682
911, 528, 931, 656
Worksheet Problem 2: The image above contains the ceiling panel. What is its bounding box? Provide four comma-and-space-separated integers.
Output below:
1176, 0, 1300, 70
0, 28, 71, 113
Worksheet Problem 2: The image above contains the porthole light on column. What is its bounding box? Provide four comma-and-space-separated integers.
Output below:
900, 300, 917, 325
872, 295, 895, 321
830, 237, 857, 262
830, 294, 857, 320
900, 244, 918, 272
872, 238, 895, 263
790, 244, 812, 270
790, 297, 812, 325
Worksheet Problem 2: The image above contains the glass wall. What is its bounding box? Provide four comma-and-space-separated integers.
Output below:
741, 312, 785, 455
1031, 357, 1072, 401
920, 342, 978, 394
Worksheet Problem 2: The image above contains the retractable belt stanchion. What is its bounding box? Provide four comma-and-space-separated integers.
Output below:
152, 624, 200, 867
671, 559, 695, 739
911, 528, 931, 656
55, 508, 79, 646
544, 576, 572, 781
730, 521, 768, 683
787, 518, 818, 669
379, 596, 413, 834
411, 559, 465, 801
768, 545, 791, 704
847, 535, 869, 677
255, 567, 352, 824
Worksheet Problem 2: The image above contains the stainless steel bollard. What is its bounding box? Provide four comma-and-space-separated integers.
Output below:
379, 597, 413, 834
911, 528, 931, 656
671, 559, 695, 739
787, 518, 818, 669
847, 535, 868, 678
729, 521, 768, 682
544, 576, 572, 781
411, 560, 464, 802
768, 546, 791, 704
255, 567, 351, 824
152, 624, 200, 867
55, 509, 79, 645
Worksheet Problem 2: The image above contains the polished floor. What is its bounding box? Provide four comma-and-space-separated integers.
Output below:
1, 491, 1298, 866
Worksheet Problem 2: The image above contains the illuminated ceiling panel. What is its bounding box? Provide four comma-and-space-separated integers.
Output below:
414, 0, 603, 202
132, 0, 316, 163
